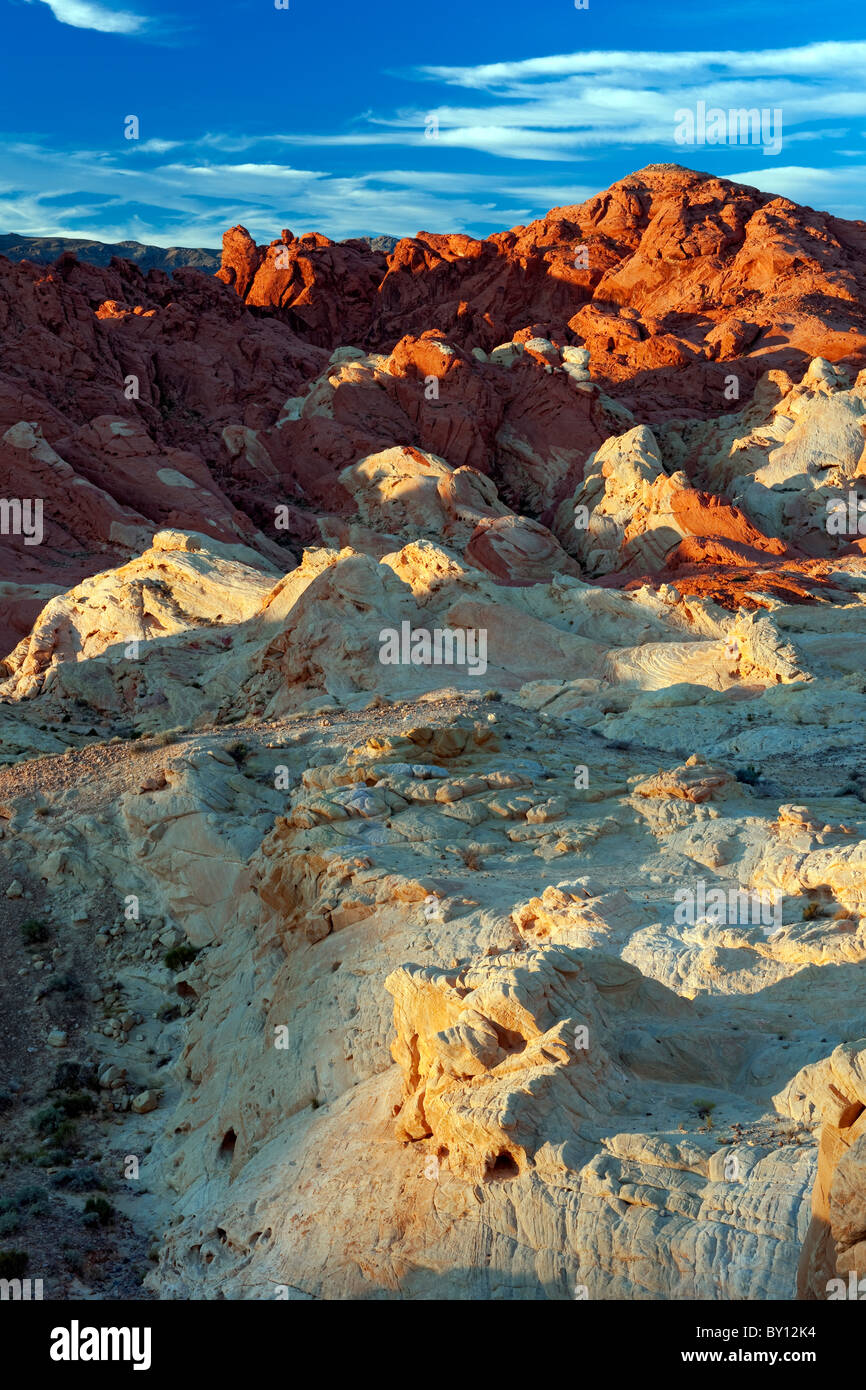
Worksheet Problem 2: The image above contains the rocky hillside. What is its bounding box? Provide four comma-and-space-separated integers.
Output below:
217, 164, 866, 415
0, 166, 864, 1302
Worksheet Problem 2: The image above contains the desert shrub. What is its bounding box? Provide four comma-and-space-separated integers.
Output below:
52, 1166, 104, 1192
150, 726, 187, 748
164, 944, 198, 971
0, 1250, 28, 1279
55, 1092, 96, 1120
41, 972, 79, 996
14, 1185, 49, 1216
52, 1062, 98, 1092
62, 1243, 84, 1275
21, 919, 49, 944
34, 1105, 64, 1136
83, 1197, 114, 1226
33, 1107, 79, 1146
51, 1119, 78, 1146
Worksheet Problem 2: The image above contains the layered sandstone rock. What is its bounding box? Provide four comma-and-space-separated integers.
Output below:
776, 1044, 866, 1299
2, 168, 866, 1304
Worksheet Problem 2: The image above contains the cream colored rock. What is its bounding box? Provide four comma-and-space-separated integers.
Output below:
2, 353, 866, 1304
0, 530, 281, 701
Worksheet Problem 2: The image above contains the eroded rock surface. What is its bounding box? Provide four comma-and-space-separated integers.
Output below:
1, 168, 865, 1302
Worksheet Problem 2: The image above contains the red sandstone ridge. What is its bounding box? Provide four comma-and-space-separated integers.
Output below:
2, 164, 866, 651
216, 225, 388, 345
217, 165, 866, 420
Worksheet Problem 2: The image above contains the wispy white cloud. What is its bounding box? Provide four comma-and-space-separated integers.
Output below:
160, 162, 324, 185
2, 40, 864, 244
784, 128, 850, 144
417, 42, 866, 88
730, 164, 866, 218
133, 139, 182, 155
26, 0, 147, 35
264, 41, 866, 163
0, 142, 585, 244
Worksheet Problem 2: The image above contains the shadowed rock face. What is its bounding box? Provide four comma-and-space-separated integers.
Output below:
1, 167, 866, 1303
777, 1042, 866, 1299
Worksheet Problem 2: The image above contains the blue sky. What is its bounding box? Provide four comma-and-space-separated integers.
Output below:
0, 0, 864, 247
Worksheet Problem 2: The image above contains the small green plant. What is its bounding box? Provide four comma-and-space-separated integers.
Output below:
802, 902, 821, 921
33, 1106, 79, 1146
34, 1105, 64, 1136
52, 1062, 98, 1092
51, 1166, 104, 1192
0, 1213, 20, 1236
12, 1185, 50, 1217
164, 944, 199, 971
151, 728, 184, 748
61, 1243, 84, 1276
56, 1092, 96, 1120
21, 919, 50, 944
692, 1099, 717, 1125
83, 1197, 114, 1227
41, 972, 79, 996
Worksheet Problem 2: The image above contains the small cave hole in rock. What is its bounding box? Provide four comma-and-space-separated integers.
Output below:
486, 1151, 519, 1181
491, 1023, 526, 1055
219, 1129, 237, 1161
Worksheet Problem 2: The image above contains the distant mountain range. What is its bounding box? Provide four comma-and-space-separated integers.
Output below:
0, 233, 222, 272
0, 231, 398, 273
